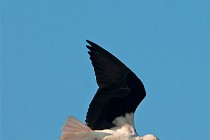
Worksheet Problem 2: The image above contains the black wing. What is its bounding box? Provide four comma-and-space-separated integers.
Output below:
85, 40, 146, 130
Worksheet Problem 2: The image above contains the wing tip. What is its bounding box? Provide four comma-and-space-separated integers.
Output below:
86, 39, 91, 44
86, 40, 101, 49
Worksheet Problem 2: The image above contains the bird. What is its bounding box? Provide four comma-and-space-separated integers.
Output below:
60, 40, 160, 140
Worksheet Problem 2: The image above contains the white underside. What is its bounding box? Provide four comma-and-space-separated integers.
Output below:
60, 113, 159, 140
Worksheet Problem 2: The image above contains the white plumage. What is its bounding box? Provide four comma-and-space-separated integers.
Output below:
61, 114, 159, 140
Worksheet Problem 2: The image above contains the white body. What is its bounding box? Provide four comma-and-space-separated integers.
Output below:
60, 113, 159, 140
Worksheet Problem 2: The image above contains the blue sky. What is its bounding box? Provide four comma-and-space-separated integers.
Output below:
1, 0, 209, 140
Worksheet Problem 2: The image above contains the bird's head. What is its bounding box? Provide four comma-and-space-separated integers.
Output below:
141, 134, 160, 140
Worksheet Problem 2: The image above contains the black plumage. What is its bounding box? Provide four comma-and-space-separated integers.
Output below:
85, 40, 146, 130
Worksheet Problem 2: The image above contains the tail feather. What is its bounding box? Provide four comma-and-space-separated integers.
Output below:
60, 116, 92, 140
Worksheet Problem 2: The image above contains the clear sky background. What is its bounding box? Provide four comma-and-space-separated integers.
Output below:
1, 0, 209, 140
